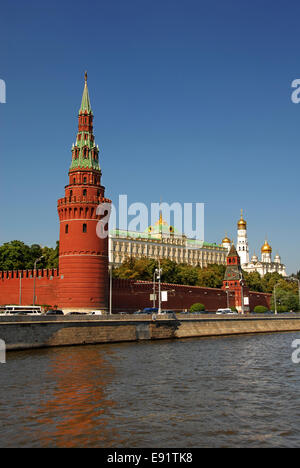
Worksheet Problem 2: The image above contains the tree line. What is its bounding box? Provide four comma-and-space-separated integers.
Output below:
0, 241, 59, 271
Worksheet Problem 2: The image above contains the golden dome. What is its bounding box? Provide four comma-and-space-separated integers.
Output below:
237, 209, 247, 229
222, 234, 231, 244
261, 240, 272, 254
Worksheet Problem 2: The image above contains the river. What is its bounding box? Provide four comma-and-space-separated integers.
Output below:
0, 332, 299, 448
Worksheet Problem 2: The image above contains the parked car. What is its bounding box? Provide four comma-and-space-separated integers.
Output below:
89, 310, 103, 315
46, 309, 64, 315
216, 308, 237, 315
68, 312, 87, 316
142, 308, 158, 314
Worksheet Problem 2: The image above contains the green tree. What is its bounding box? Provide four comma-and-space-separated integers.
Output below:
197, 264, 225, 288
42, 241, 59, 269
271, 288, 299, 312
0, 241, 59, 271
243, 271, 263, 292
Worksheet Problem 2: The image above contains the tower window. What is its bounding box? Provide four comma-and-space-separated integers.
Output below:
83, 189, 87, 197
83, 177, 87, 184
73, 178, 76, 184
83, 223, 87, 233
65, 224, 69, 234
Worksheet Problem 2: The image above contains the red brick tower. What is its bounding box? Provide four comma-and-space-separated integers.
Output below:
57, 73, 111, 312
222, 244, 250, 313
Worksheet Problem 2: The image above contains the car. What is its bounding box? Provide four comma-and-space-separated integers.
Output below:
142, 308, 158, 314
89, 310, 103, 315
216, 308, 236, 315
16, 310, 42, 316
46, 309, 64, 315
68, 312, 87, 315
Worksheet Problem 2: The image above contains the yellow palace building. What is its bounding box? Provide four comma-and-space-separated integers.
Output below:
109, 215, 227, 268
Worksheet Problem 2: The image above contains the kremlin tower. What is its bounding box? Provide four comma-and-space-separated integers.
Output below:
223, 243, 250, 313
57, 73, 111, 312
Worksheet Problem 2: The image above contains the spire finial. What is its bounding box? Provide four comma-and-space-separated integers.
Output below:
85, 71, 88, 83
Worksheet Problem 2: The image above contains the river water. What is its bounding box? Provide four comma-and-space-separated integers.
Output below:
0, 332, 300, 448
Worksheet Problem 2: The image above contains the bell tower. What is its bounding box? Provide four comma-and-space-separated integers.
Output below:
57, 73, 111, 312
237, 209, 250, 266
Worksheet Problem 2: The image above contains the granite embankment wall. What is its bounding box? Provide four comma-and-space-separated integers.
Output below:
0, 314, 299, 351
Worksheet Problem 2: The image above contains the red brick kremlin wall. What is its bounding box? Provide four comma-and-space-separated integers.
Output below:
112, 279, 271, 313
0, 272, 271, 312
0, 270, 59, 308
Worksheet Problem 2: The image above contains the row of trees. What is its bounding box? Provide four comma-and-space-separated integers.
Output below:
0, 241, 59, 271
112, 257, 227, 288
113, 257, 297, 292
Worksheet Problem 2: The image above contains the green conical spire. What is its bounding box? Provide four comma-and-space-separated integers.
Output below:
79, 71, 92, 114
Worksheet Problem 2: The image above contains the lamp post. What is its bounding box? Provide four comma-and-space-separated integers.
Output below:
33, 256, 44, 306
153, 270, 156, 308
239, 277, 245, 315
156, 259, 163, 315
225, 285, 230, 309
109, 265, 113, 315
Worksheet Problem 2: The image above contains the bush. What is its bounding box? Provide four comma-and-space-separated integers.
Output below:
254, 305, 268, 314
190, 303, 205, 313
277, 305, 289, 313
231, 307, 238, 312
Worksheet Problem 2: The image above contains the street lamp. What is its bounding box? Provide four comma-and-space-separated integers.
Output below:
225, 285, 230, 309
239, 276, 245, 315
153, 270, 156, 308
33, 256, 44, 306
109, 264, 113, 315
155, 259, 163, 315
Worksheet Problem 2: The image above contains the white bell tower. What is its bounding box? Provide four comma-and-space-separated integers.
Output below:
237, 209, 250, 266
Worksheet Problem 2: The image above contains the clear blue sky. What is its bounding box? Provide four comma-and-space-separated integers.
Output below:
0, 0, 299, 274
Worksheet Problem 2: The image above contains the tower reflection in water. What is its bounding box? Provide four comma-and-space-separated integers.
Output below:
34, 345, 121, 448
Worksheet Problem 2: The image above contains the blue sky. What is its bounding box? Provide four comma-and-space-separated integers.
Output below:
0, 0, 299, 273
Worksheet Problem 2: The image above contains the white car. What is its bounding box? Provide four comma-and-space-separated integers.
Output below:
216, 308, 236, 315
89, 310, 103, 316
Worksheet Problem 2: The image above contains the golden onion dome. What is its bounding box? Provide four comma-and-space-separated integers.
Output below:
222, 234, 231, 244
261, 240, 272, 254
237, 209, 247, 230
